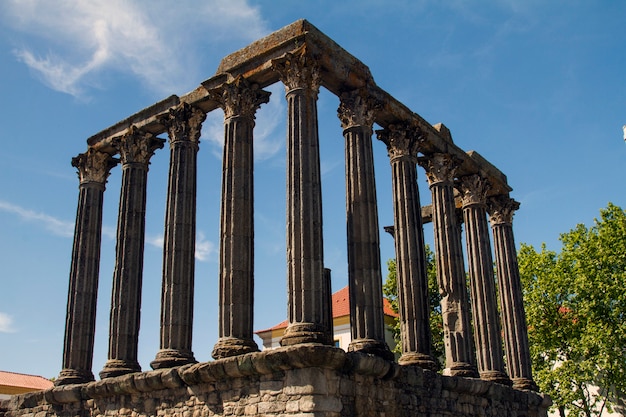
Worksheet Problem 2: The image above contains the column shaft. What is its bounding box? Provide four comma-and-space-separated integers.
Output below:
56, 149, 117, 386
152, 103, 205, 369
420, 153, 477, 377
339, 92, 392, 360
101, 128, 164, 378
273, 48, 331, 346
377, 124, 436, 369
460, 175, 510, 385
489, 196, 538, 391
209, 77, 270, 359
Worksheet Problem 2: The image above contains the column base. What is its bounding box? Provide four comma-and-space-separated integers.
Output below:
55, 368, 94, 386
212, 337, 259, 359
280, 322, 331, 347
348, 338, 395, 361
443, 362, 479, 378
150, 349, 196, 370
479, 370, 512, 386
512, 377, 539, 391
99, 359, 141, 379
398, 352, 439, 371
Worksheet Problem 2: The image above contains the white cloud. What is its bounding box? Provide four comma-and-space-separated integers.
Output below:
204, 83, 285, 162
0, 312, 16, 333
0, 200, 74, 238
2, 0, 268, 98
146, 232, 215, 262
195, 232, 216, 262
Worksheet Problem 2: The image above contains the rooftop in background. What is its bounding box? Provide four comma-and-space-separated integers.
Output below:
256, 285, 398, 334
0, 370, 53, 398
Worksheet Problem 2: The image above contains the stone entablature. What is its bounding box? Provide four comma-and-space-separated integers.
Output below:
0, 346, 549, 417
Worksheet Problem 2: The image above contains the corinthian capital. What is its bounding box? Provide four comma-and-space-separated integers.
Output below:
418, 153, 461, 186
458, 174, 491, 207
208, 76, 271, 120
487, 195, 520, 226
337, 89, 380, 130
160, 102, 207, 147
114, 126, 165, 165
375, 122, 423, 162
272, 46, 321, 94
72, 148, 119, 185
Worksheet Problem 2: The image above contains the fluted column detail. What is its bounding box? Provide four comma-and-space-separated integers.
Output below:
209, 76, 271, 359
151, 102, 206, 369
488, 196, 538, 391
377, 123, 436, 369
56, 149, 118, 386
420, 153, 477, 377
459, 175, 510, 385
339, 90, 392, 360
272, 47, 331, 346
100, 127, 164, 378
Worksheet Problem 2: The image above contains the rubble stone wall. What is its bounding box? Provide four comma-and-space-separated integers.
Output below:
0, 346, 550, 417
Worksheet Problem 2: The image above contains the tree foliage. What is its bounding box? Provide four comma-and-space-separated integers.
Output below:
383, 244, 444, 365
518, 203, 626, 417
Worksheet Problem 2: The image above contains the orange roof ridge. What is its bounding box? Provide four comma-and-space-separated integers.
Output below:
256, 285, 398, 334
0, 370, 53, 390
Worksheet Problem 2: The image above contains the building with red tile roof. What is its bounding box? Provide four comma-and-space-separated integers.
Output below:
0, 371, 53, 399
255, 286, 398, 352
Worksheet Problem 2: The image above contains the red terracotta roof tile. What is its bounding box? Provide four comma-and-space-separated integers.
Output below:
256, 285, 398, 333
0, 371, 53, 390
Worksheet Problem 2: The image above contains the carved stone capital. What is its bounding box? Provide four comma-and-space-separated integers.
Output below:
71, 148, 119, 185
337, 89, 380, 130
418, 153, 460, 186
114, 126, 165, 166
458, 174, 490, 207
208, 76, 271, 120
375, 123, 423, 162
487, 195, 520, 226
160, 102, 207, 147
272, 46, 321, 95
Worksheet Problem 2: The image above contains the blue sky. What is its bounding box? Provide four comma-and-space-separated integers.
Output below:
0, 1, 624, 380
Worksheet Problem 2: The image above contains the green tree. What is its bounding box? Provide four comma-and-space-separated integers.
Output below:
383, 244, 444, 365
518, 203, 626, 417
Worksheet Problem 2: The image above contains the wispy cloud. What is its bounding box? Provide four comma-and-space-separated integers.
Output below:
2, 0, 268, 98
195, 232, 216, 262
204, 83, 285, 162
0, 200, 74, 237
0, 312, 16, 333
146, 231, 216, 262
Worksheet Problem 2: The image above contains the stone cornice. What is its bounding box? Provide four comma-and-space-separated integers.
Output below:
81, 19, 512, 199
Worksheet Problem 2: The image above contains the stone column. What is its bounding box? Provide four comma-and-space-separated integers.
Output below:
338, 91, 392, 360
56, 149, 118, 386
100, 127, 164, 378
419, 153, 477, 377
459, 174, 510, 385
488, 196, 538, 391
376, 123, 436, 369
272, 47, 331, 346
209, 76, 270, 359
151, 103, 206, 369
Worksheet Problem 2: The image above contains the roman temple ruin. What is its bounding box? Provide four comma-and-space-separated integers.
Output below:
1, 20, 550, 417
